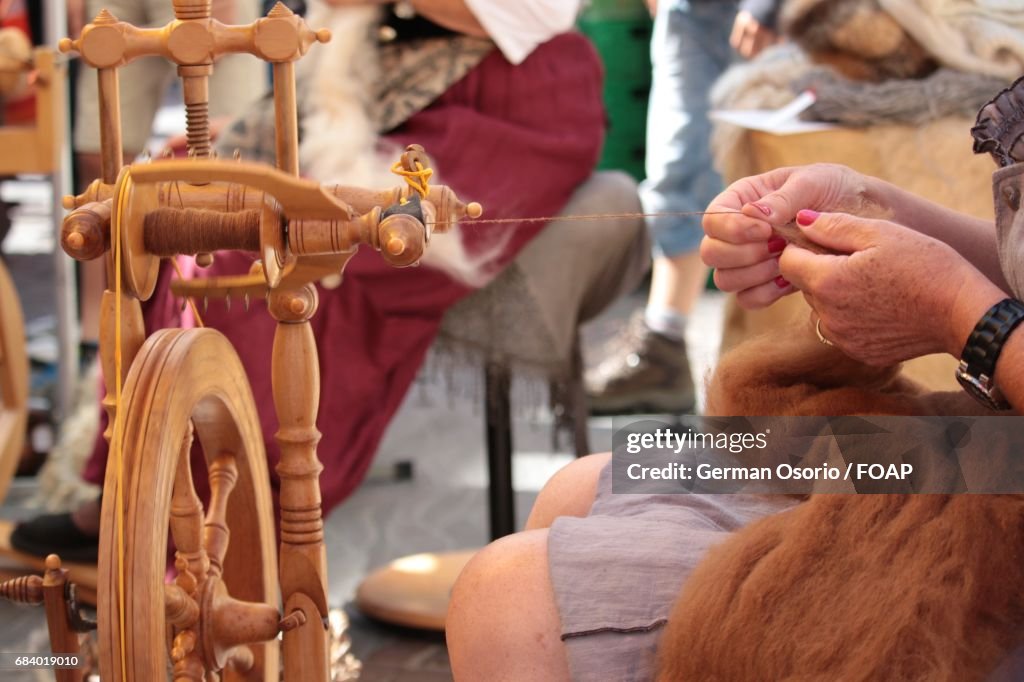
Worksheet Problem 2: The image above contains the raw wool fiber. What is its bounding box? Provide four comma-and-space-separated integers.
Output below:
780, 0, 936, 81
799, 67, 1009, 127
298, 1, 506, 288
31, 359, 101, 512
657, 324, 1024, 682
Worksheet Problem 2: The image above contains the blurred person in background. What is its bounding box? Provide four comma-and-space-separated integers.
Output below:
586, 0, 783, 414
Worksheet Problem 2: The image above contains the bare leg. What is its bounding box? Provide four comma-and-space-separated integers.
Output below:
447, 529, 570, 682
448, 453, 610, 680
526, 452, 610, 530
648, 250, 708, 317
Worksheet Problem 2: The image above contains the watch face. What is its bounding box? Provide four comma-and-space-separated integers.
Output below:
956, 367, 1008, 411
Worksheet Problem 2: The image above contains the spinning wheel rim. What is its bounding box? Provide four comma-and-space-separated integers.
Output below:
0, 258, 28, 504
98, 328, 279, 681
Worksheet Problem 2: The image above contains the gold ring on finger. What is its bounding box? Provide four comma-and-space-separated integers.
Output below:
815, 318, 835, 347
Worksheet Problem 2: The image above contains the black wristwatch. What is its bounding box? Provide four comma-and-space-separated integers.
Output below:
956, 298, 1024, 410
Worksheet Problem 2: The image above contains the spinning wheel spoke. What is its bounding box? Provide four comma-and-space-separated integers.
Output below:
170, 629, 204, 681
204, 454, 239, 578
170, 421, 211, 581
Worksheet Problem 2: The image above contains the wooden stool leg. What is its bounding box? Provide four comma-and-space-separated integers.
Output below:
570, 338, 591, 458
484, 362, 514, 540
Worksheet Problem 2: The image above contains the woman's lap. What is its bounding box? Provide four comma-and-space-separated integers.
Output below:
547, 461, 798, 681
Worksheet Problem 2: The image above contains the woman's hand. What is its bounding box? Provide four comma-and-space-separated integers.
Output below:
701, 163, 872, 309
779, 210, 1004, 367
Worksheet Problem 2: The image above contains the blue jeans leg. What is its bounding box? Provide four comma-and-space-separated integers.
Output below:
641, 0, 738, 259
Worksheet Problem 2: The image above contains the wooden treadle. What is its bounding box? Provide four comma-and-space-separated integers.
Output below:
356, 549, 476, 631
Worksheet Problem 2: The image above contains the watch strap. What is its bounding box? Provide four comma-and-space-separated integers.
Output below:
960, 298, 1024, 379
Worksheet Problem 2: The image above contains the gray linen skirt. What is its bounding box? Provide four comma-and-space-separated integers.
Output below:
547, 461, 798, 681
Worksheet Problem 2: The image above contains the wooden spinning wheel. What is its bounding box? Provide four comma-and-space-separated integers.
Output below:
0, 1, 483, 680
0, 258, 28, 504
99, 328, 278, 681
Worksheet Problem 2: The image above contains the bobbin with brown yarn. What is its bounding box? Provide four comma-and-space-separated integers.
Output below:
143, 207, 261, 256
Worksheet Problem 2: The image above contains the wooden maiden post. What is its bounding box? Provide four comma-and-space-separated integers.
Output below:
268, 283, 330, 681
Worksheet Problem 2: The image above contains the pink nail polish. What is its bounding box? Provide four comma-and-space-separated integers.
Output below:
774, 275, 790, 289
752, 202, 772, 217
796, 209, 820, 227
767, 237, 786, 254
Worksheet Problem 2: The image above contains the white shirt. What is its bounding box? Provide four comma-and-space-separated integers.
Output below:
463, 0, 584, 65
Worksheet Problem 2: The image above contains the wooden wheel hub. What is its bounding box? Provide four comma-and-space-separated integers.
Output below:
194, 575, 281, 673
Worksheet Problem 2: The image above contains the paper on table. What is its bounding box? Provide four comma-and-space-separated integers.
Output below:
710, 91, 837, 135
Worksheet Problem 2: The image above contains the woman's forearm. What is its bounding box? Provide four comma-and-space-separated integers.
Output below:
409, 0, 487, 37
996, 332, 1024, 412
865, 176, 1010, 291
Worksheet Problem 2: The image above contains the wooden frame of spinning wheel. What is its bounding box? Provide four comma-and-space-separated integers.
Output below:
0, 1, 482, 680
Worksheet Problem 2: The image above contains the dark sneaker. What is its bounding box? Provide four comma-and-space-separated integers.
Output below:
10, 511, 99, 564
585, 313, 696, 415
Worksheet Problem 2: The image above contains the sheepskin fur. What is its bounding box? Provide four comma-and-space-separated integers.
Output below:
656, 325, 1023, 681
780, 0, 936, 81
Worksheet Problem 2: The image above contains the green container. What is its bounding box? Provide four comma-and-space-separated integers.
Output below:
579, 15, 653, 181
577, 18, 652, 80
580, 0, 650, 21
597, 136, 647, 180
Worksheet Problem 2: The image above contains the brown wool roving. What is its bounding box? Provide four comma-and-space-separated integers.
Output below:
656, 321, 1023, 681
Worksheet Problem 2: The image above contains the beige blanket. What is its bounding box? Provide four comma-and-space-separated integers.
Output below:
880, 0, 1024, 79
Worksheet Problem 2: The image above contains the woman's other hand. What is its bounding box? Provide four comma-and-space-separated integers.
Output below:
701, 163, 870, 309
780, 210, 1004, 367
